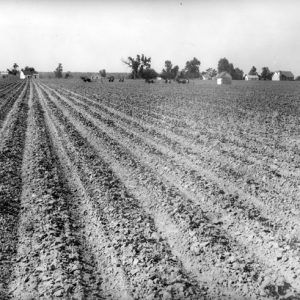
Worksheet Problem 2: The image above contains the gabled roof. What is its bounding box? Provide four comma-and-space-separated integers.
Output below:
216, 71, 232, 79
274, 71, 294, 77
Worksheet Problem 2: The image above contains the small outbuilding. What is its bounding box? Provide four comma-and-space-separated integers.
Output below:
272, 71, 294, 81
20, 71, 26, 80
245, 74, 259, 81
216, 72, 232, 85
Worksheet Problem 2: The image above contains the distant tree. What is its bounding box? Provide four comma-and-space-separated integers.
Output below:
232, 68, 244, 80
171, 65, 179, 79
161, 60, 179, 79
249, 66, 257, 75
184, 57, 201, 78
65, 71, 72, 79
22, 66, 36, 73
142, 68, 158, 80
122, 54, 151, 79
218, 58, 230, 73
261, 67, 273, 80
99, 69, 106, 77
54, 63, 63, 78
7, 63, 19, 75
161, 60, 173, 79
295, 76, 300, 81
205, 68, 217, 78
217, 58, 243, 79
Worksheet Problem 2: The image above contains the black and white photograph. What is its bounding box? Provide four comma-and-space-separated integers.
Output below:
0, 0, 300, 299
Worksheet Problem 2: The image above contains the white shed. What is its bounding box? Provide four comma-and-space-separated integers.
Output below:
216, 72, 232, 85
20, 71, 25, 80
245, 74, 259, 81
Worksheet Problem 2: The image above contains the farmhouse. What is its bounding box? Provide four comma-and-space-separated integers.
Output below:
272, 71, 294, 81
216, 72, 232, 85
245, 74, 259, 81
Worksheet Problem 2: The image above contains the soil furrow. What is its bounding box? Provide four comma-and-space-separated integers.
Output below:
35, 82, 206, 299
0, 81, 29, 299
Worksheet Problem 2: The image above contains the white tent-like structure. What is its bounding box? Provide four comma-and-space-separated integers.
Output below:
216, 72, 232, 85
20, 70, 25, 80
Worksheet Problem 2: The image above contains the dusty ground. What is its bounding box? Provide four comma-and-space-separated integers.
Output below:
0, 78, 300, 299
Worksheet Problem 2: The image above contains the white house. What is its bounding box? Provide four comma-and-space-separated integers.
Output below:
216, 72, 232, 85
20, 71, 25, 80
272, 71, 294, 81
245, 74, 259, 81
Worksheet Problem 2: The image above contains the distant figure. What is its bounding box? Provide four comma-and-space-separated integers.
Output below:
108, 76, 115, 82
165, 79, 171, 83
80, 76, 91, 82
145, 79, 154, 83
119, 77, 124, 82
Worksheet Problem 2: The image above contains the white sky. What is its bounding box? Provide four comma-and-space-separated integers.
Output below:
1, 0, 300, 75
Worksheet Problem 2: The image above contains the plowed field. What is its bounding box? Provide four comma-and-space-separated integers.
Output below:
1, 78, 300, 299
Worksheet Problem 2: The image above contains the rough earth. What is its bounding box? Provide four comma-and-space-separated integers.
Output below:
1, 78, 300, 299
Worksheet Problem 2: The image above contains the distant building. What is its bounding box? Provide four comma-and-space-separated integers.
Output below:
216, 72, 232, 85
245, 74, 259, 81
272, 71, 294, 81
0, 71, 8, 78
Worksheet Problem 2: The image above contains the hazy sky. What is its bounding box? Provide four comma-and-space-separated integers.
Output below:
1, 0, 300, 75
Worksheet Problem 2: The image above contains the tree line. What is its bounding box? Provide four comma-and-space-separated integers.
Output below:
121, 55, 281, 81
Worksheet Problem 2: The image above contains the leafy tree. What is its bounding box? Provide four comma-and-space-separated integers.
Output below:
142, 68, 157, 80
99, 69, 106, 77
249, 66, 257, 75
22, 66, 36, 73
184, 57, 201, 78
205, 68, 217, 78
7, 63, 19, 75
233, 68, 244, 80
171, 65, 179, 79
123, 54, 151, 79
218, 58, 230, 73
161, 60, 172, 79
161, 60, 179, 79
261, 67, 273, 80
217, 58, 243, 79
295, 76, 300, 81
54, 63, 63, 78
